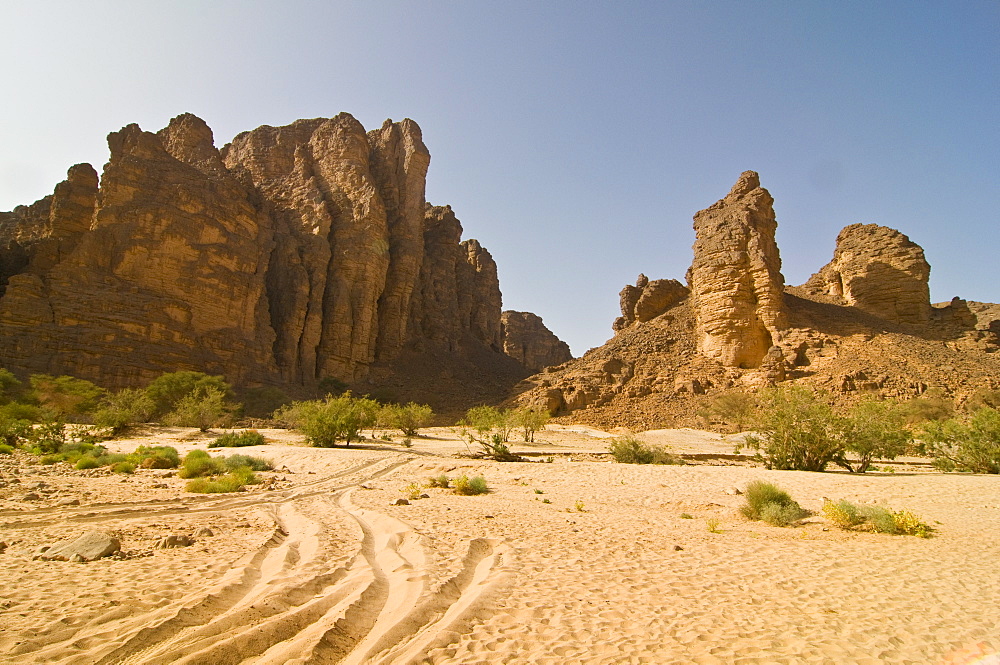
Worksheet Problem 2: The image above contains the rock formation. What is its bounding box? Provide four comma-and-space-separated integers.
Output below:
803, 223, 931, 325
0, 113, 561, 402
511, 170, 999, 430
501, 311, 573, 372
614, 273, 688, 331
688, 171, 787, 368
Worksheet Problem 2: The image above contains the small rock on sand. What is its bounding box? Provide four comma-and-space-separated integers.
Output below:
38, 531, 121, 562
154, 535, 194, 549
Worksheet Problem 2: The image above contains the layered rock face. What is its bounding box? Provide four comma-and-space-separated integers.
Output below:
803, 223, 931, 325
0, 113, 545, 392
501, 311, 573, 372
688, 171, 787, 368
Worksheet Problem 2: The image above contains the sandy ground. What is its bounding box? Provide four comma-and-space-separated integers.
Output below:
1, 424, 998, 664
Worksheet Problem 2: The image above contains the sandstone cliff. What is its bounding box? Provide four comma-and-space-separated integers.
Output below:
0, 113, 557, 409
501, 311, 573, 372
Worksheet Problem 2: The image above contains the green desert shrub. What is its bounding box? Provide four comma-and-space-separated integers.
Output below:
460, 406, 515, 443
511, 406, 550, 442
919, 407, 1000, 473
133, 445, 180, 469
706, 391, 757, 431
144, 371, 233, 419
209, 430, 267, 448
75, 456, 101, 470
317, 376, 349, 397
165, 386, 234, 431
178, 449, 226, 478
110, 461, 135, 474
28, 374, 105, 421
838, 398, 912, 473
453, 475, 489, 495
740, 480, 807, 526
901, 390, 954, 425
186, 466, 260, 493
385, 402, 434, 436
427, 474, 451, 488
92, 388, 154, 436
608, 436, 684, 465
24, 420, 67, 454
822, 499, 933, 537
223, 454, 272, 472
740, 386, 844, 472
0, 444, 13, 455
277, 394, 377, 447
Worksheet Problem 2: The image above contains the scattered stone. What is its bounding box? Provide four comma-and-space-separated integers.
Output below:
152, 483, 169, 489
673, 545, 684, 551
393, 498, 410, 506
419, 493, 430, 499
154, 470, 174, 478
193, 527, 214, 538
57, 498, 81, 506
21, 493, 41, 501
38, 531, 120, 562
723, 487, 743, 496
154, 535, 194, 549
0, 541, 7, 553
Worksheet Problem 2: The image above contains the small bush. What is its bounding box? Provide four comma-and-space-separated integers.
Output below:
209, 430, 267, 448
821, 499, 866, 529
186, 466, 259, 493
740, 480, 807, 526
276, 394, 377, 447
223, 454, 272, 472
920, 407, 1000, 474
29, 374, 105, 421
512, 406, 550, 442
386, 402, 434, 436
145, 371, 232, 419
822, 499, 933, 537
679, 512, 693, 519
178, 450, 226, 478
427, 474, 451, 488
453, 475, 489, 495
706, 518, 722, 533
132, 445, 180, 469
403, 482, 423, 500
110, 461, 135, 474
75, 456, 101, 470
39, 454, 62, 465
0, 443, 12, 455
608, 436, 683, 465
739, 387, 846, 472
165, 387, 234, 431
92, 388, 154, 436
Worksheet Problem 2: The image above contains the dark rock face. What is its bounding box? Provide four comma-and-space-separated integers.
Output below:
0, 113, 552, 395
501, 311, 573, 372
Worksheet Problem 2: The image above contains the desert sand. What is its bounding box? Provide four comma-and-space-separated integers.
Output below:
1, 424, 998, 664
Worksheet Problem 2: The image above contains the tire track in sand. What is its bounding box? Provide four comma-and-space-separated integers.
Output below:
18, 454, 514, 664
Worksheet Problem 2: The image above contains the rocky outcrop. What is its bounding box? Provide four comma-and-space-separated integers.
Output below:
803, 223, 931, 325
502, 311, 573, 372
614, 273, 688, 331
688, 171, 787, 368
0, 113, 534, 398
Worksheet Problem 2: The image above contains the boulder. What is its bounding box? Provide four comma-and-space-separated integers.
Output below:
38, 531, 120, 562
154, 534, 194, 549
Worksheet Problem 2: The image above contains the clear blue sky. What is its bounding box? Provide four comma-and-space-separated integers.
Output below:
2, 1, 997, 356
